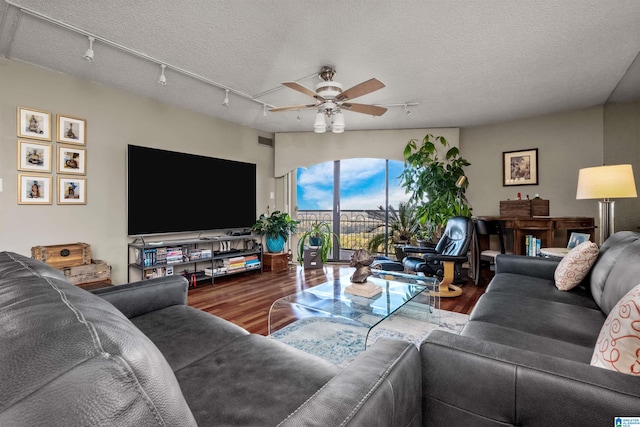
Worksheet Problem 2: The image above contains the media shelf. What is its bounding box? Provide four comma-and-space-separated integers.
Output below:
127, 234, 262, 285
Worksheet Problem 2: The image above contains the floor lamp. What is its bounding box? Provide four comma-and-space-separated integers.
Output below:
576, 164, 637, 245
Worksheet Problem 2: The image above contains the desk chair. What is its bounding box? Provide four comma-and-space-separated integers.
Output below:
473, 218, 510, 285
402, 216, 474, 297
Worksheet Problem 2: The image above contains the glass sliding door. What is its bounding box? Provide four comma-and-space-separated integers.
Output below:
296, 158, 409, 262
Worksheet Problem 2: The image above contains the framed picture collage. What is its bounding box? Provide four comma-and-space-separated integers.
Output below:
16, 106, 87, 205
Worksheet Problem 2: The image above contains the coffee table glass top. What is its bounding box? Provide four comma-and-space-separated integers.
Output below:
268, 270, 439, 336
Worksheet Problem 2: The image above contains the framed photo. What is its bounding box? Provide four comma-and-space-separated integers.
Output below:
17, 140, 52, 172
58, 176, 86, 204
57, 145, 86, 175
503, 148, 538, 186
17, 107, 51, 141
18, 174, 52, 204
56, 114, 86, 145
567, 232, 591, 249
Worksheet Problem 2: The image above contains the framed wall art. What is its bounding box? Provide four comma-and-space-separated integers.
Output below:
58, 176, 86, 204
17, 106, 51, 141
17, 140, 52, 172
56, 114, 86, 145
503, 148, 538, 186
57, 145, 86, 175
18, 174, 52, 205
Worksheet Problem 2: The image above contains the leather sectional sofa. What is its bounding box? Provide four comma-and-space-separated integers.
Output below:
421, 231, 640, 426
0, 251, 421, 426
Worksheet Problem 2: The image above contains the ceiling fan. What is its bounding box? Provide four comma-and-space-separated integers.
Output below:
270, 66, 387, 133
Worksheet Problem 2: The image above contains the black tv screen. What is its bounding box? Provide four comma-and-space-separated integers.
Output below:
127, 145, 256, 236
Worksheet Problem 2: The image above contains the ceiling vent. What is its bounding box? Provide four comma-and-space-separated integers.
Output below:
258, 136, 274, 147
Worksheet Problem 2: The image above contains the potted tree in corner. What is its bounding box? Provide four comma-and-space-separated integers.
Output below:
399, 133, 472, 238
297, 221, 336, 267
252, 210, 299, 253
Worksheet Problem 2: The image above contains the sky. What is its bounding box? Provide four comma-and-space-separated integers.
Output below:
296, 158, 409, 210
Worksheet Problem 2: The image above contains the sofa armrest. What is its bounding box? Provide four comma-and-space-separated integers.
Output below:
494, 254, 560, 280
279, 338, 421, 427
91, 276, 189, 318
421, 331, 640, 426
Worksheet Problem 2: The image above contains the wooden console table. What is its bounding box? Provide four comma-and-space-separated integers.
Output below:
474, 216, 595, 256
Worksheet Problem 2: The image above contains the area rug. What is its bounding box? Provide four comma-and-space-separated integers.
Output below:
269, 303, 469, 367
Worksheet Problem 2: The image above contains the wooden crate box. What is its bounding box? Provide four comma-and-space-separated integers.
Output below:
31, 242, 91, 268
499, 200, 549, 217
61, 260, 111, 285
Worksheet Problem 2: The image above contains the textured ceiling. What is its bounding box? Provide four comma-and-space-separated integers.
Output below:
1, 0, 639, 134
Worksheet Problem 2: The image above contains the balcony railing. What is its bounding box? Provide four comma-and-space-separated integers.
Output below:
296, 209, 395, 260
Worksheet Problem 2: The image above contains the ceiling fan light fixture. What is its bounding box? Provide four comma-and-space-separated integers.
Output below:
314, 110, 327, 133
158, 64, 167, 85
332, 111, 345, 133
83, 36, 95, 62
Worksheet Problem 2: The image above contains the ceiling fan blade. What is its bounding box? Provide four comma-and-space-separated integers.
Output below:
341, 103, 387, 116
269, 104, 317, 112
282, 82, 325, 101
337, 78, 385, 101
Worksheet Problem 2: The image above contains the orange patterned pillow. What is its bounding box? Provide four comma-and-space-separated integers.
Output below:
591, 284, 640, 375
554, 241, 599, 291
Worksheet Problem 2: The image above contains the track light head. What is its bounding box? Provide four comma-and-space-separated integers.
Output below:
83, 36, 95, 62
158, 64, 167, 85
222, 89, 229, 106
263, 104, 267, 117
404, 104, 412, 117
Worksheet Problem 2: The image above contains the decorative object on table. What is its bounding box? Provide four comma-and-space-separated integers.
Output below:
345, 249, 382, 297
567, 232, 591, 249
399, 133, 471, 238
57, 145, 86, 175
17, 173, 52, 205
251, 210, 299, 253
365, 202, 420, 260
57, 176, 86, 204
502, 148, 538, 186
17, 140, 52, 172
17, 106, 51, 141
297, 221, 336, 266
56, 114, 86, 145
576, 164, 637, 245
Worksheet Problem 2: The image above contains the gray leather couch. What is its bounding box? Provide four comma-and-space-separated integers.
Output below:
0, 251, 421, 426
421, 231, 640, 426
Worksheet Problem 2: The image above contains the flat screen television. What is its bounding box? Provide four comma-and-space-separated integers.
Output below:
127, 145, 256, 236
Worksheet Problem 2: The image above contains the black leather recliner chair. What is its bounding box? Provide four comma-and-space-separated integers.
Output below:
402, 216, 474, 297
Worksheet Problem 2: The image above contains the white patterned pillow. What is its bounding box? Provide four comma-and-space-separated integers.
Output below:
591, 283, 640, 375
554, 241, 599, 291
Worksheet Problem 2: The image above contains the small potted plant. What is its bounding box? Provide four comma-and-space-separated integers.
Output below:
251, 210, 299, 253
297, 221, 336, 266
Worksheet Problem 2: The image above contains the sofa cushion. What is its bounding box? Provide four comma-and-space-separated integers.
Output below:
589, 231, 640, 314
0, 251, 196, 426
591, 283, 640, 375
554, 241, 599, 291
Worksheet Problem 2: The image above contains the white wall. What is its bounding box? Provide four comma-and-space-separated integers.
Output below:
461, 107, 605, 220
0, 60, 275, 284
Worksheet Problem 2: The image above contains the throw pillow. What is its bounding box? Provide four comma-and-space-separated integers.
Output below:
591, 283, 640, 375
554, 241, 599, 291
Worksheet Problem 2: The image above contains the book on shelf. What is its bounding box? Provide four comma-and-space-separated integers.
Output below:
525, 235, 542, 257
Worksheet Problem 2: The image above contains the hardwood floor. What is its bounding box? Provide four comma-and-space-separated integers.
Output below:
188, 263, 492, 336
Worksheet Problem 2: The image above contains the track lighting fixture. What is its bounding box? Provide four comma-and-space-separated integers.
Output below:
263, 104, 267, 117
222, 89, 229, 106
83, 36, 95, 62
158, 64, 167, 85
404, 104, 412, 117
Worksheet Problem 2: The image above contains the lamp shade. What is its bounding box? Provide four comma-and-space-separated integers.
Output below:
576, 164, 637, 200
313, 111, 327, 133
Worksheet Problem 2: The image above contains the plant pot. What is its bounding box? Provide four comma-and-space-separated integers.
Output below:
266, 236, 285, 253
309, 237, 322, 247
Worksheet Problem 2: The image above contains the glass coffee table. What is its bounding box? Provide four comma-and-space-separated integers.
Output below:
268, 270, 440, 349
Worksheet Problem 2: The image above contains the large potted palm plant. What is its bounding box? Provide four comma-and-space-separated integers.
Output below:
251, 210, 299, 253
399, 133, 472, 237
365, 202, 420, 260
